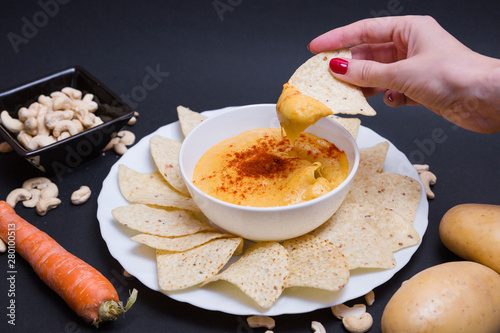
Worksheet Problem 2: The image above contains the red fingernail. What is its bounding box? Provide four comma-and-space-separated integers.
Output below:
387, 93, 394, 102
330, 58, 348, 75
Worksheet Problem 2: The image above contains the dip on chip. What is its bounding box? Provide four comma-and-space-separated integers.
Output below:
276, 82, 333, 144
192, 128, 348, 207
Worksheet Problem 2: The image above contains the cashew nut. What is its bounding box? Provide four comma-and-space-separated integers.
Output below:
24, 116, 38, 135
71, 99, 98, 113
0, 239, 6, 254
127, 116, 137, 126
342, 312, 373, 333
27, 135, 56, 150
22, 177, 52, 190
92, 116, 104, 127
36, 197, 61, 216
22, 188, 41, 208
0, 142, 13, 153
45, 110, 74, 129
103, 137, 120, 151
36, 104, 50, 136
18, 106, 38, 122
74, 108, 94, 128
419, 170, 437, 199
311, 321, 326, 333
38, 94, 53, 109
117, 130, 135, 146
127, 111, 140, 126
72, 119, 84, 132
331, 304, 366, 320
40, 182, 59, 199
413, 164, 429, 174
82, 93, 94, 103
1, 110, 24, 133
51, 92, 72, 110
246, 316, 275, 329
17, 131, 32, 149
6, 188, 32, 208
62, 87, 82, 100
113, 142, 128, 155
71, 186, 91, 205
57, 131, 71, 141
364, 290, 375, 306
52, 119, 79, 137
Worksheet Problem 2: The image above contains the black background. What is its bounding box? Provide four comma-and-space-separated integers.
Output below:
0, 1, 499, 332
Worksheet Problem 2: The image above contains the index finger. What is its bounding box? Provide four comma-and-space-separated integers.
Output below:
308, 16, 406, 53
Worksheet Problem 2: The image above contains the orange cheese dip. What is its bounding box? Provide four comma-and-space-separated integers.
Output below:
193, 128, 348, 207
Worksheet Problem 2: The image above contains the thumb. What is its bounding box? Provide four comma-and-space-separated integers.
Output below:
329, 57, 397, 90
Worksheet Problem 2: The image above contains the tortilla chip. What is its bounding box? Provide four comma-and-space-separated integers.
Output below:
283, 234, 349, 291
202, 242, 290, 310
289, 49, 376, 116
157, 237, 243, 291
112, 204, 215, 236
354, 141, 390, 181
330, 116, 361, 139
312, 203, 397, 269
177, 105, 207, 137
132, 231, 232, 252
150, 135, 189, 196
118, 164, 200, 211
345, 173, 422, 224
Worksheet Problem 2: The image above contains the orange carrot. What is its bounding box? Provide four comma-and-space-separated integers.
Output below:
0, 201, 137, 327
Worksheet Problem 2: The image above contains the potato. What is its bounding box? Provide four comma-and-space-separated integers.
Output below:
439, 203, 500, 274
381, 261, 500, 333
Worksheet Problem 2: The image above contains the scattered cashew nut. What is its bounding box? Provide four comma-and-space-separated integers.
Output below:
104, 130, 136, 155
0, 239, 6, 254
246, 316, 275, 329
22, 177, 52, 190
413, 164, 429, 174
103, 137, 120, 151
332, 303, 373, 333
419, 170, 437, 199
117, 130, 135, 146
36, 197, 61, 216
311, 321, 326, 333
331, 304, 366, 320
342, 312, 373, 333
71, 186, 91, 205
40, 182, 59, 199
127, 116, 137, 125
22, 189, 41, 208
364, 290, 375, 306
6, 188, 33, 208
113, 142, 128, 155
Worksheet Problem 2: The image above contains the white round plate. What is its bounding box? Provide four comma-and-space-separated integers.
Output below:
97, 104, 428, 316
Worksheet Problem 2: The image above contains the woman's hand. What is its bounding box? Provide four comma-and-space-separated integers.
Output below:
308, 15, 500, 133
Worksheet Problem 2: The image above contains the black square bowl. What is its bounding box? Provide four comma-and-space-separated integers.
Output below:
0, 66, 133, 176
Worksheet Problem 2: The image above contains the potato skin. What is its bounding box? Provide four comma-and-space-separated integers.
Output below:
439, 203, 500, 273
381, 261, 500, 333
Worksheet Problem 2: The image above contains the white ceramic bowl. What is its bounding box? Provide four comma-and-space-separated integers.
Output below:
179, 104, 359, 241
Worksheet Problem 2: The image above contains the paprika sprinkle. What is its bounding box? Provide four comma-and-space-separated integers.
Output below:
192, 128, 348, 207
